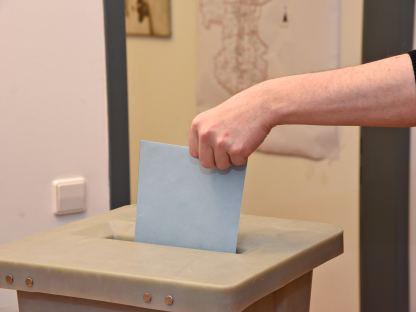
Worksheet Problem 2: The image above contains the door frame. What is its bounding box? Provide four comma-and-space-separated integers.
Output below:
361, 0, 414, 311
103, 0, 131, 209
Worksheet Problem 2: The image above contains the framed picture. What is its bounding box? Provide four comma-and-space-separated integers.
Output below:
125, 0, 171, 37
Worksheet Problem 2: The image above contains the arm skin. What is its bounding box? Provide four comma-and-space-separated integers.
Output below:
189, 54, 416, 169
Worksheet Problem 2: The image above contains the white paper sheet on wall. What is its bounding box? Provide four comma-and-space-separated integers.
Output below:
197, 0, 341, 160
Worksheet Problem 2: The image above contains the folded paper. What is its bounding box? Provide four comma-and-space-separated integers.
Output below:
135, 141, 246, 253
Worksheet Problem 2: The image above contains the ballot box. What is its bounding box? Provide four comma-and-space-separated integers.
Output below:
0, 206, 343, 312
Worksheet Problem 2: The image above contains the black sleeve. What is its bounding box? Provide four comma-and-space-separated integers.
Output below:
408, 50, 416, 82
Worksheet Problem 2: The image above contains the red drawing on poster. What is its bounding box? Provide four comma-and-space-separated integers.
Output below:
200, 0, 271, 95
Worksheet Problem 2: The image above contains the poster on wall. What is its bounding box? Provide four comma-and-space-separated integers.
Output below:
197, 0, 341, 160
125, 0, 171, 37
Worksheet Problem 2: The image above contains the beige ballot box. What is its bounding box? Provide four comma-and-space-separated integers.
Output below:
0, 206, 343, 312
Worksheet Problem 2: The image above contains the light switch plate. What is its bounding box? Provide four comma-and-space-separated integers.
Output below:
53, 177, 86, 216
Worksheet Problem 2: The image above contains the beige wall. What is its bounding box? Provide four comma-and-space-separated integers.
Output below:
127, 1, 363, 311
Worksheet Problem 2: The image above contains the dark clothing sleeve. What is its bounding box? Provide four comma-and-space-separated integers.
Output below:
408, 50, 416, 82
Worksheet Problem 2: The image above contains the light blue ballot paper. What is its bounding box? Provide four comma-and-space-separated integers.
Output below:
135, 140, 246, 253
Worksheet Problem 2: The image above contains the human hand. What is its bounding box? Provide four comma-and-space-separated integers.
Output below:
189, 85, 273, 170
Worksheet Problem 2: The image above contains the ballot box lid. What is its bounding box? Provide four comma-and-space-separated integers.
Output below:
0, 206, 343, 312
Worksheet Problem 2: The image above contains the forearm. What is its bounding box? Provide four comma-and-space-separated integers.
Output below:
189, 53, 416, 168
258, 54, 416, 127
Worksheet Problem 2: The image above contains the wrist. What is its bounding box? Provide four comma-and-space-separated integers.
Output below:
251, 78, 294, 128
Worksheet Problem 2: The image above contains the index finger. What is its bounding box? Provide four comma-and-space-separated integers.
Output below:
188, 123, 199, 158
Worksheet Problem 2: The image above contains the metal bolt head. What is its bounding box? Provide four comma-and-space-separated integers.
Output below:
143, 292, 152, 303
5, 274, 14, 285
164, 295, 174, 306
25, 277, 34, 288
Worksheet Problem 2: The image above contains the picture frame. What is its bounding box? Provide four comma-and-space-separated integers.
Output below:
125, 0, 171, 37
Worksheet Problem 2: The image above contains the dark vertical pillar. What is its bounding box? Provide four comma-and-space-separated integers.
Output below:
103, 0, 131, 209
361, 1, 414, 311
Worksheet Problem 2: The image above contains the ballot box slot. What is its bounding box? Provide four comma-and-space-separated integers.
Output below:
72, 221, 249, 254
105, 234, 247, 254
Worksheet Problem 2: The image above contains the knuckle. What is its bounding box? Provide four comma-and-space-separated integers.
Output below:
191, 118, 200, 131
239, 147, 250, 158
199, 129, 212, 142
229, 145, 244, 157
216, 137, 228, 149
241, 149, 249, 158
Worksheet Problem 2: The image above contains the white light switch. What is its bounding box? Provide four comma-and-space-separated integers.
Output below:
53, 177, 86, 216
